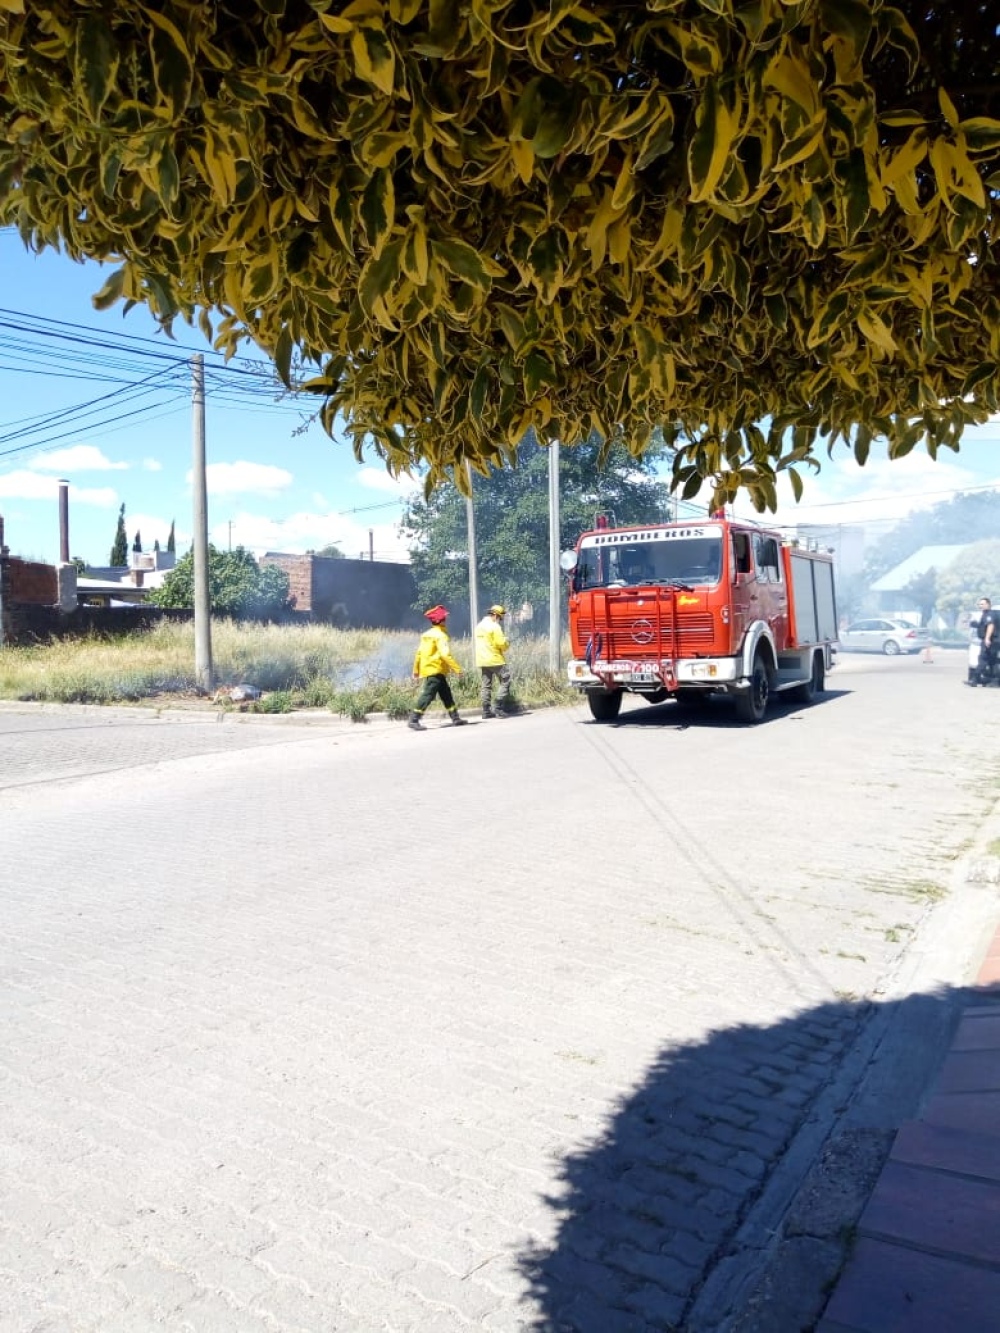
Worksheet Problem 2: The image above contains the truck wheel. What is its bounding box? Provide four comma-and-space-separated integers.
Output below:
792, 652, 825, 704
587, 689, 623, 722
735, 656, 770, 724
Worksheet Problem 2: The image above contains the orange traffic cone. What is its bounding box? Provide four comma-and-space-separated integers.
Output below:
922, 642, 934, 663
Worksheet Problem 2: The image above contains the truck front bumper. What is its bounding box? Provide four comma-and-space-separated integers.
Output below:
567, 658, 740, 688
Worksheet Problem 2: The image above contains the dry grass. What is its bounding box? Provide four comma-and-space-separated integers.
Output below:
0, 619, 578, 717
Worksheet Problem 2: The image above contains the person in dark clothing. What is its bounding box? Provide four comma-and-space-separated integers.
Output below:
968, 597, 1000, 686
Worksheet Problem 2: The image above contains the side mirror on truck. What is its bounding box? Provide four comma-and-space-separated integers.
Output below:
559, 550, 578, 573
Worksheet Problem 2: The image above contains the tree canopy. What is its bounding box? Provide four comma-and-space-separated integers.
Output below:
935, 539, 1000, 623
149, 545, 291, 619
864, 488, 1000, 581
403, 432, 675, 621
2, 1, 998, 508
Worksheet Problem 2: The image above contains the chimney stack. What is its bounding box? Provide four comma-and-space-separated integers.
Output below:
58, 479, 70, 563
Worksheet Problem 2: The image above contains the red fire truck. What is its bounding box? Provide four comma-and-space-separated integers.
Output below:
561, 515, 838, 723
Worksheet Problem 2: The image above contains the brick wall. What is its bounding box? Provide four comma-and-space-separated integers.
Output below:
261, 554, 422, 630
263, 554, 314, 612
9, 558, 57, 606
11, 604, 192, 645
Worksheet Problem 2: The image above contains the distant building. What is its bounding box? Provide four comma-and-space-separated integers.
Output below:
77, 549, 176, 605
793, 523, 868, 583
869, 544, 970, 622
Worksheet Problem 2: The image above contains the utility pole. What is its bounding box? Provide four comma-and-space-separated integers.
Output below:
548, 442, 561, 673
0, 513, 7, 648
191, 354, 213, 692
369, 528, 374, 561
465, 461, 479, 632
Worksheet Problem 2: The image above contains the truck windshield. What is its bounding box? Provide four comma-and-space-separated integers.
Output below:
575, 534, 723, 590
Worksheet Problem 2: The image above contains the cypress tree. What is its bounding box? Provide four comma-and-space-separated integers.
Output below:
110, 504, 128, 566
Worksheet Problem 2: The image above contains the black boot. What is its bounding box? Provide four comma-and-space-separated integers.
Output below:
449, 710, 468, 726
482, 708, 496, 719
408, 713, 426, 730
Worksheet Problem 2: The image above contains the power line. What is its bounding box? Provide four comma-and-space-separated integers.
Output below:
0, 364, 186, 453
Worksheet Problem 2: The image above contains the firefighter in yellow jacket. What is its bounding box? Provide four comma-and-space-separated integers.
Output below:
475, 604, 512, 718
409, 606, 468, 731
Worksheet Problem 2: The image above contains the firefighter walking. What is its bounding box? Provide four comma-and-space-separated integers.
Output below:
475, 604, 513, 718
409, 606, 468, 730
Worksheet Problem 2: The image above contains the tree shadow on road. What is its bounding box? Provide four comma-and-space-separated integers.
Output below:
516, 986, 976, 1332
597, 690, 853, 730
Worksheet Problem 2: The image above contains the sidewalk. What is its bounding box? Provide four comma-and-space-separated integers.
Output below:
816, 927, 1000, 1333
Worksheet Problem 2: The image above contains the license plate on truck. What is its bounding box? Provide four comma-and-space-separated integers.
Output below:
618, 671, 657, 684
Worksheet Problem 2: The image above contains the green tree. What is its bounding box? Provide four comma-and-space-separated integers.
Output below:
109, 504, 127, 566
1, 4, 998, 508
902, 568, 938, 626
935, 541, 1000, 625
313, 544, 345, 559
149, 546, 291, 620
166, 520, 176, 554
403, 434, 674, 624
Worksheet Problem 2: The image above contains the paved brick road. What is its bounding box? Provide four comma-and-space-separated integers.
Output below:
2, 654, 1000, 1331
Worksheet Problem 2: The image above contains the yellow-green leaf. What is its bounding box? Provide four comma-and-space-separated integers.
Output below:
688, 82, 736, 203
91, 266, 126, 311
402, 220, 429, 285
937, 86, 959, 130
360, 168, 395, 253
145, 8, 193, 118
960, 117, 1000, 153
435, 237, 502, 289
880, 130, 927, 188
351, 24, 396, 97
243, 248, 281, 305
819, 0, 872, 61
201, 129, 237, 207
856, 309, 897, 355
764, 53, 820, 116
388, 0, 423, 22
74, 15, 119, 121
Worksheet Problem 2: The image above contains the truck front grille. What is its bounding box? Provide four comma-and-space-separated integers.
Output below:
576, 612, 715, 652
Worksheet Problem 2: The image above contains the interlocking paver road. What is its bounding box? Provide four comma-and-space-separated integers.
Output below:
2, 654, 999, 1331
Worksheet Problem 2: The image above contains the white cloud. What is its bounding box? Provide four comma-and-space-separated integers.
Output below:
29, 445, 128, 473
356, 465, 421, 495
0, 470, 118, 505
212, 509, 411, 563
192, 461, 294, 496
123, 512, 179, 551
756, 438, 1000, 531
142, 458, 163, 472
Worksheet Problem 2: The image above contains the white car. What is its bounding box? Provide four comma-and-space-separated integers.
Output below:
838, 618, 931, 655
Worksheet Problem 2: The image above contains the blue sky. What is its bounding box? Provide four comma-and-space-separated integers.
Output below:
0, 228, 421, 566
1, 225, 998, 567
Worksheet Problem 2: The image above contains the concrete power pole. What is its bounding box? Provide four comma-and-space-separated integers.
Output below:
191, 354, 213, 692
548, 443, 561, 673
465, 461, 479, 632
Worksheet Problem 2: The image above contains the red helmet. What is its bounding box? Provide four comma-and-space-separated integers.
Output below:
424, 605, 448, 624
